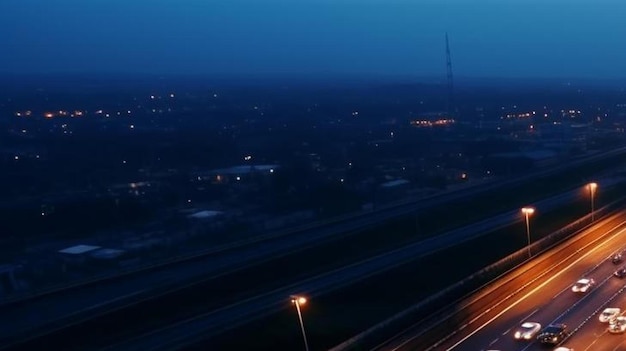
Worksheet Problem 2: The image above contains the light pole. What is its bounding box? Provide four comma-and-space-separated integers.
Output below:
521, 207, 535, 258
588, 182, 598, 222
291, 295, 309, 351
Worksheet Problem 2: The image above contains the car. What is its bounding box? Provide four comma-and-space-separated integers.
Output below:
513, 321, 541, 340
614, 267, 626, 278
553, 348, 574, 351
599, 308, 621, 323
608, 316, 626, 333
537, 323, 568, 345
612, 253, 623, 264
571, 278, 595, 293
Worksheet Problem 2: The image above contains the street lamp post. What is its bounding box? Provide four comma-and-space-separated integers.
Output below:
521, 207, 535, 258
588, 182, 598, 222
291, 295, 309, 351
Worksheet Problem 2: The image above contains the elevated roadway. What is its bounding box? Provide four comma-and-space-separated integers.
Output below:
2, 182, 610, 351
3, 147, 622, 342
2, 148, 626, 350
378, 212, 626, 351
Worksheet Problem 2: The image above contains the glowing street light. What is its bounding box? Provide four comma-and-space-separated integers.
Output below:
521, 207, 535, 258
588, 182, 598, 222
291, 295, 309, 351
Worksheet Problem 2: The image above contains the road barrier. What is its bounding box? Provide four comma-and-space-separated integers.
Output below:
328, 197, 626, 351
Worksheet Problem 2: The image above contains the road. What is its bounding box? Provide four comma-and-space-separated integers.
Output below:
2, 184, 603, 351
384, 212, 626, 351
5, 172, 619, 349
89, 186, 621, 351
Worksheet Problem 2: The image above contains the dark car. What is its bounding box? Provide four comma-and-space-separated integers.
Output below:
615, 267, 626, 278
537, 324, 568, 345
612, 254, 623, 264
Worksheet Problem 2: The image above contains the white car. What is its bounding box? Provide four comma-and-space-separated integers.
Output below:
599, 308, 621, 323
513, 322, 542, 340
608, 316, 626, 333
571, 278, 595, 293
554, 348, 574, 351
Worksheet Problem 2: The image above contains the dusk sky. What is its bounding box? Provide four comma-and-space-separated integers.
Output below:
2, 0, 626, 79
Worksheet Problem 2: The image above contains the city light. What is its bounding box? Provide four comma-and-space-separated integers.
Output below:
521, 207, 535, 258
292, 296, 306, 305
588, 182, 598, 222
291, 295, 309, 351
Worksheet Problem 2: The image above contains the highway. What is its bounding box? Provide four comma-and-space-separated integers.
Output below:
1, 149, 624, 350
2, 181, 611, 351
381, 212, 626, 351
0, 169, 515, 342
4, 166, 620, 349
0, 154, 558, 341
86, 187, 619, 351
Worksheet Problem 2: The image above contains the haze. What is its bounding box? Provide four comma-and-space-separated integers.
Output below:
2, 0, 626, 79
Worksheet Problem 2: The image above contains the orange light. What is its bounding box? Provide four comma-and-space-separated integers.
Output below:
291, 296, 307, 305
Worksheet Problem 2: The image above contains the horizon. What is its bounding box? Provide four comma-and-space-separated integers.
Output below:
2, 72, 626, 90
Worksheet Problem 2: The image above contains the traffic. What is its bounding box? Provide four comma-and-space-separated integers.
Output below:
502, 253, 626, 350
425, 214, 626, 351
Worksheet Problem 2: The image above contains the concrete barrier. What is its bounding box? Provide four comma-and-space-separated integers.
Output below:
328, 198, 625, 351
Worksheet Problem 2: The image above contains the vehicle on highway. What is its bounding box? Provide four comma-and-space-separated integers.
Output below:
612, 253, 623, 264
537, 323, 568, 345
553, 347, 573, 351
614, 267, 626, 278
599, 308, 621, 323
513, 321, 541, 340
571, 278, 595, 293
608, 316, 626, 333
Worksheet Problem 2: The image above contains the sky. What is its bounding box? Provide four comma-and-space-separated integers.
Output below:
2, 0, 626, 79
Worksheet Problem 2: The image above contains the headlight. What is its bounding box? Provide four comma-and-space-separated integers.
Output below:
514, 331, 521, 338
524, 334, 531, 339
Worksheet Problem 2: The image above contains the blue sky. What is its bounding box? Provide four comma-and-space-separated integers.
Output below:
2, 0, 626, 79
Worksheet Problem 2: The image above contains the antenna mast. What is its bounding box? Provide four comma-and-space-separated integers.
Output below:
445, 33, 455, 118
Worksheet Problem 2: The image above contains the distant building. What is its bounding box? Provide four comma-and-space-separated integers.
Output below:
377, 179, 410, 203
195, 164, 279, 184
0, 264, 21, 295
410, 112, 455, 128
57, 244, 127, 269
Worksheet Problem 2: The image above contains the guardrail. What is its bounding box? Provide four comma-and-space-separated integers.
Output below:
328, 197, 626, 351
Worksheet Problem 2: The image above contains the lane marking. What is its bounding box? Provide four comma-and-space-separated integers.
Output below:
551, 249, 617, 300
519, 308, 539, 324
444, 224, 626, 351
559, 283, 626, 349
585, 338, 599, 351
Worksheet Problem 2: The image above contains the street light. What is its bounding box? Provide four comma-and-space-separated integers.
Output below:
588, 182, 598, 222
291, 295, 309, 351
521, 207, 535, 258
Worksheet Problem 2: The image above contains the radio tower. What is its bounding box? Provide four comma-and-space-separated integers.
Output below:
445, 32, 455, 118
